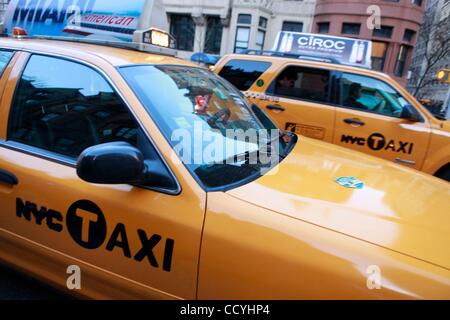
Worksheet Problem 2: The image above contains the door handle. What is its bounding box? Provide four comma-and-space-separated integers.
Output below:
395, 158, 416, 166
0, 170, 18, 185
344, 118, 365, 126
266, 104, 285, 112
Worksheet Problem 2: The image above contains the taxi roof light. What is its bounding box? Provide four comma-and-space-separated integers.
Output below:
139, 28, 175, 49
13, 27, 28, 37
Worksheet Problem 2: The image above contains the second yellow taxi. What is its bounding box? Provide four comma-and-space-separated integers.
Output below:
215, 44, 450, 181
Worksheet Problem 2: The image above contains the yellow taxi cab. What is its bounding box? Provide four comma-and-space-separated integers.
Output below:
214, 49, 450, 181
0, 32, 449, 300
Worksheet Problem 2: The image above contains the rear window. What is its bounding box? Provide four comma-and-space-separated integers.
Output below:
269, 66, 331, 104
0, 50, 14, 76
218, 59, 271, 91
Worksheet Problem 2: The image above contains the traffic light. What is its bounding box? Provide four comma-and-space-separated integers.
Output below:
437, 69, 450, 83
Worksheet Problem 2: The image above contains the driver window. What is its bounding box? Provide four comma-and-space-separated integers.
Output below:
8, 55, 178, 191
8, 55, 141, 159
338, 73, 407, 117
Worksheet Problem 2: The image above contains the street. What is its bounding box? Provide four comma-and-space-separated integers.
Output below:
0, 264, 71, 300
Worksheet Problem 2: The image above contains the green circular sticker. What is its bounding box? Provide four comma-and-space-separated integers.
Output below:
256, 79, 265, 87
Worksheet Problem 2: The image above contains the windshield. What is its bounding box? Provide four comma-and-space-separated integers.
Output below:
120, 65, 293, 190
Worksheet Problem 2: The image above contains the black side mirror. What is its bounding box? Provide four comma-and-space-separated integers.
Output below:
401, 104, 422, 122
77, 142, 146, 185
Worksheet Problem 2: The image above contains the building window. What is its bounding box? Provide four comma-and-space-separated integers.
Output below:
411, 0, 423, 6
234, 14, 253, 53
282, 21, 303, 33
317, 22, 330, 34
255, 16, 267, 51
259, 17, 268, 29
256, 30, 266, 50
394, 45, 409, 77
342, 23, 361, 35
170, 14, 195, 51
372, 41, 388, 71
234, 27, 250, 53
403, 29, 416, 42
204, 16, 223, 54
238, 14, 252, 25
373, 25, 394, 38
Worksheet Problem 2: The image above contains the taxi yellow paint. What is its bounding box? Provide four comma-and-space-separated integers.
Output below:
0, 38, 449, 300
214, 54, 450, 180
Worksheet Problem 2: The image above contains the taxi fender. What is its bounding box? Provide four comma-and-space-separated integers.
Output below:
422, 130, 450, 175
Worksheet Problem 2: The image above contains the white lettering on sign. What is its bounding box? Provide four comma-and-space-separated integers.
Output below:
82, 14, 137, 27
298, 36, 346, 50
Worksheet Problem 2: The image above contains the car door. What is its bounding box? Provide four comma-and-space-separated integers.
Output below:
0, 52, 205, 299
258, 64, 337, 143
333, 72, 431, 170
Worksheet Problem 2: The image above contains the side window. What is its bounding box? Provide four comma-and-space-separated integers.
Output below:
8, 55, 140, 159
338, 73, 408, 118
0, 50, 14, 76
270, 66, 330, 103
218, 59, 271, 91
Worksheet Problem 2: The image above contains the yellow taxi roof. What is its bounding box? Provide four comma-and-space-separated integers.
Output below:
221, 53, 394, 82
0, 37, 196, 67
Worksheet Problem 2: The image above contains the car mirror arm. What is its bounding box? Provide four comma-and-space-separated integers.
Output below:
138, 159, 178, 190
401, 104, 422, 122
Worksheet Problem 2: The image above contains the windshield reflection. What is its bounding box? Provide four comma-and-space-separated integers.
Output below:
120, 65, 295, 189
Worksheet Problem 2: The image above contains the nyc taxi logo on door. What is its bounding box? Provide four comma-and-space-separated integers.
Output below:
15, 198, 175, 272
341, 133, 414, 154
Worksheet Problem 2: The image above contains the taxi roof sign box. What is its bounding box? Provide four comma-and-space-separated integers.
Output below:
272, 31, 372, 69
2, 0, 175, 55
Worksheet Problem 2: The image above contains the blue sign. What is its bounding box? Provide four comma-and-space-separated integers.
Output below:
335, 176, 365, 189
191, 52, 221, 65
3, 0, 147, 42
273, 32, 372, 69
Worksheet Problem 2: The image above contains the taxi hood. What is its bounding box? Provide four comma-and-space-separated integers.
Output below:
227, 137, 450, 269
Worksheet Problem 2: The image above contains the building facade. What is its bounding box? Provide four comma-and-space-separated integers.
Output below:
312, 0, 426, 86
0, 0, 316, 60
164, 0, 317, 59
0, 0, 9, 19
407, 0, 450, 111
0, 1, 436, 92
